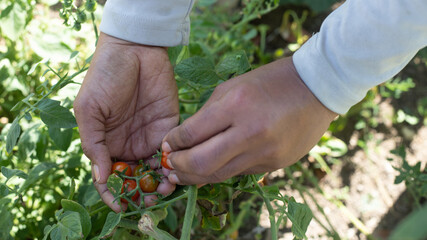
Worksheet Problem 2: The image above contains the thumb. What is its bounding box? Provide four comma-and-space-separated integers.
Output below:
162, 102, 231, 152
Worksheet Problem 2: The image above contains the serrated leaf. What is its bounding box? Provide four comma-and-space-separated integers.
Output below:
287, 200, 313, 239
36, 99, 77, 128
390, 203, 427, 240
6, 117, 21, 154
51, 211, 83, 240
107, 174, 123, 201
61, 199, 92, 239
175, 57, 220, 85
0, 3, 26, 41
99, 212, 121, 238
19, 162, 57, 193
48, 127, 73, 151
1, 166, 27, 181
216, 50, 251, 78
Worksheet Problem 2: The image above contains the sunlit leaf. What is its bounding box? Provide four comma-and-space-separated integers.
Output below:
287, 200, 313, 239
6, 118, 21, 154
36, 99, 77, 129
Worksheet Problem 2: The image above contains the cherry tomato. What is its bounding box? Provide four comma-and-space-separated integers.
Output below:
133, 165, 145, 176
139, 170, 159, 193
111, 162, 132, 177
161, 152, 172, 170
121, 180, 139, 203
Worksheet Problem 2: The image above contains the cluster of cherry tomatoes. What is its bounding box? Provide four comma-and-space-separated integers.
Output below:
111, 162, 160, 204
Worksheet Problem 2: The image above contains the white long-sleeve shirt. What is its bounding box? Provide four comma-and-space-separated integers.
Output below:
100, 0, 427, 114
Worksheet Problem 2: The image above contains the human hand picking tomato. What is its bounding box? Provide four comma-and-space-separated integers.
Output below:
161, 57, 338, 185
74, 33, 179, 212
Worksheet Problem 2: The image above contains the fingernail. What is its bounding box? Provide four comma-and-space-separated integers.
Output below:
93, 164, 100, 182
167, 159, 174, 169
162, 141, 172, 153
168, 173, 180, 184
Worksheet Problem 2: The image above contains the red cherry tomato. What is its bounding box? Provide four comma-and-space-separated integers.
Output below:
133, 165, 145, 176
112, 162, 132, 177
161, 152, 172, 170
140, 170, 159, 193
121, 180, 139, 203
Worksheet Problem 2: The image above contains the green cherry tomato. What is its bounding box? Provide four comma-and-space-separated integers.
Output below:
133, 165, 145, 176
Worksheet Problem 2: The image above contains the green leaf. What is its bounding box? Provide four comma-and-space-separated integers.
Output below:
287, 200, 313, 239
43, 225, 56, 240
0, 4, 26, 41
48, 127, 73, 151
0, 205, 13, 240
19, 162, 57, 193
6, 117, 21, 154
215, 50, 251, 78
17, 123, 42, 160
325, 138, 348, 157
1, 166, 27, 181
175, 57, 220, 85
82, 184, 101, 207
168, 46, 183, 66
0, 183, 10, 197
51, 211, 83, 240
390, 203, 427, 240
394, 174, 405, 184
36, 99, 77, 129
107, 174, 123, 201
99, 212, 121, 238
164, 205, 178, 232
200, 206, 227, 230
61, 199, 92, 239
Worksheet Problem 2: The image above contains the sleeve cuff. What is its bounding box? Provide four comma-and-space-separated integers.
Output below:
99, 0, 194, 47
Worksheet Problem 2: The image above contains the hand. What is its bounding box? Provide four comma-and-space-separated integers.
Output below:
161, 57, 337, 185
74, 33, 179, 212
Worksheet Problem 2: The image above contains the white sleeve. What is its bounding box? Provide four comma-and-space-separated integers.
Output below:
99, 0, 195, 47
293, 0, 427, 114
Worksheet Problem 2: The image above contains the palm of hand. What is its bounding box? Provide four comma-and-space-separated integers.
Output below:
77, 39, 179, 162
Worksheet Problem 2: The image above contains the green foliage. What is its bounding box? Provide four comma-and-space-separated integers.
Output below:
390, 203, 427, 240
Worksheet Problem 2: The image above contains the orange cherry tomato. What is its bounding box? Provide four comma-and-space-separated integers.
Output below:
112, 162, 132, 177
161, 152, 172, 170
139, 170, 159, 193
121, 179, 139, 203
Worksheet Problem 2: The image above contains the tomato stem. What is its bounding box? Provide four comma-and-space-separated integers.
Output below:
250, 174, 278, 240
180, 185, 198, 240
